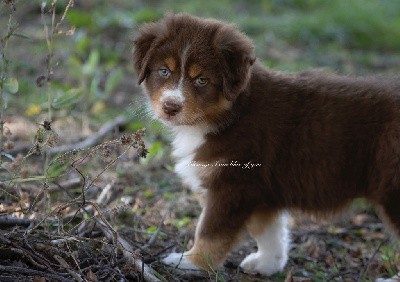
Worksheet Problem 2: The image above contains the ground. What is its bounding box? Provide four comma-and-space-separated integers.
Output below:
0, 1, 400, 281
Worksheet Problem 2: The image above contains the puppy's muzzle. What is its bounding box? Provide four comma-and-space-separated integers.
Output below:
162, 100, 182, 116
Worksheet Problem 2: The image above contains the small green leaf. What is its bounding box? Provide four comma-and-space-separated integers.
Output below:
47, 161, 69, 178
12, 33, 32, 40
143, 189, 155, 199
4, 77, 19, 94
174, 217, 191, 228
82, 50, 100, 75
147, 226, 157, 233
67, 10, 93, 28
52, 88, 82, 109
104, 68, 123, 96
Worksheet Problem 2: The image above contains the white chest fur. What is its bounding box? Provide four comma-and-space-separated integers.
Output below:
171, 126, 206, 191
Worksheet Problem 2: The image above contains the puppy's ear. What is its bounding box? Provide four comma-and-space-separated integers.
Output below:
215, 26, 255, 101
133, 23, 159, 85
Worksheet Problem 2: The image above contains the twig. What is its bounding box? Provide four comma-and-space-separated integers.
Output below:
54, 254, 83, 282
51, 237, 81, 245
48, 115, 129, 156
0, 265, 71, 282
358, 238, 389, 282
0, 216, 31, 227
96, 182, 113, 205
9, 247, 47, 270
138, 214, 166, 251
94, 217, 161, 282
10, 115, 132, 156
0, 5, 17, 154
48, 177, 82, 192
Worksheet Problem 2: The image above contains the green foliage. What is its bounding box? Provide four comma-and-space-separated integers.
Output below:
3, 77, 18, 94
173, 216, 191, 228
276, 0, 400, 50
51, 88, 81, 109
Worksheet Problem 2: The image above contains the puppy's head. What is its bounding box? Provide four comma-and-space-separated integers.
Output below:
133, 13, 255, 127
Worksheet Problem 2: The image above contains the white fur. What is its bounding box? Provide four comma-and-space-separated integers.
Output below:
172, 126, 206, 191
240, 213, 290, 276
161, 87, 185, 103
162, 252, 200, 270
375, 274, 400, 282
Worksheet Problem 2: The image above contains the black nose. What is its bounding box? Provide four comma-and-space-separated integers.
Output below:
162, 100, 182, 116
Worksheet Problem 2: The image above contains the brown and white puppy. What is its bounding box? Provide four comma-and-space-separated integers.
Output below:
133, 13, 400, 276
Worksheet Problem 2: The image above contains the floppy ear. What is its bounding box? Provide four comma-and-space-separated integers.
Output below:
133, 23, 159, 85
215, 26, 255, 101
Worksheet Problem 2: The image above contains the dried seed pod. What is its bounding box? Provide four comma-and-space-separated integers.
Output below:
36, 75, 47, 87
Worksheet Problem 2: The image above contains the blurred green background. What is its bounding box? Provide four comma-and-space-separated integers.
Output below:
1, 0, 400, 135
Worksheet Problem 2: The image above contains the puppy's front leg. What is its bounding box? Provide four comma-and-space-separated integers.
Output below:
162, 194, 248, 272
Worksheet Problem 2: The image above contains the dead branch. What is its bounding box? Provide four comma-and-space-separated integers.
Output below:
96, 182, 113, 205
49, 115, 129, 155
0, 265, 71, 282
54, 254, 84, 282
50, 236, 82, 246
138, 214, 166, 252
0, 216, 31, 227
94, 217, 161, 282
48, 177, 83, 192
10, 115, 130, 156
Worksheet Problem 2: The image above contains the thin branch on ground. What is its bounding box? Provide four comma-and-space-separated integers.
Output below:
94, 216, 161, 282
358, 238, 389, 282
10, 115, 132, 156
0, 216, 31, 227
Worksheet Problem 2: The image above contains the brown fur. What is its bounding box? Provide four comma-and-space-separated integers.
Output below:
133, 13, 400, 271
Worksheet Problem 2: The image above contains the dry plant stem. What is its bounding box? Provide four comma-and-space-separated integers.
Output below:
41, 1, 55, 122
40, 0, 74, 170
40, 0, 74, 119
0, 9, 16, 154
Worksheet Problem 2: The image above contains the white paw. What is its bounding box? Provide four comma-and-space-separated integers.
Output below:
161, 252, 200, 271
239, 251, 286, 276
375, 274, 400, 282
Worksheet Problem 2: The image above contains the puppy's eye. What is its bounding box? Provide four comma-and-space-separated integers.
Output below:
195, 76, 208, 87
159, 68, 171, 78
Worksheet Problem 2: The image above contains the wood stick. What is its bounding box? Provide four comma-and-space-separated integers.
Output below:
0, 265, 71, 282
94, 217, 161, 282
49, 115, 128, 156
10, 115, 130, 156
0, 216, 31, 227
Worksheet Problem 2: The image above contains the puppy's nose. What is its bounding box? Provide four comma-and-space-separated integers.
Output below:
162, 100, 182, 116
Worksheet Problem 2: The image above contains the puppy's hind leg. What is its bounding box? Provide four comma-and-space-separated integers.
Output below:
240, 210, 290, 276
374, 189, 400, 282
377, 189, 400, 239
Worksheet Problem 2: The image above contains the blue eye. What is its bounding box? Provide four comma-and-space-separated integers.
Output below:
195, 76, 208, 87
159, 68, 171, 78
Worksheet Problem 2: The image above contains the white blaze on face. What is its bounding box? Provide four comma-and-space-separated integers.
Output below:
160, 81, 185, 104
160, 44, 190, 105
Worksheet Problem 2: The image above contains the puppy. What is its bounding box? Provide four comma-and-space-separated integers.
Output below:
133, 13, 400, 276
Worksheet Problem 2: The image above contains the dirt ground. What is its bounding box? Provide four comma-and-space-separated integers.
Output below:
0, 114, 398, 281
